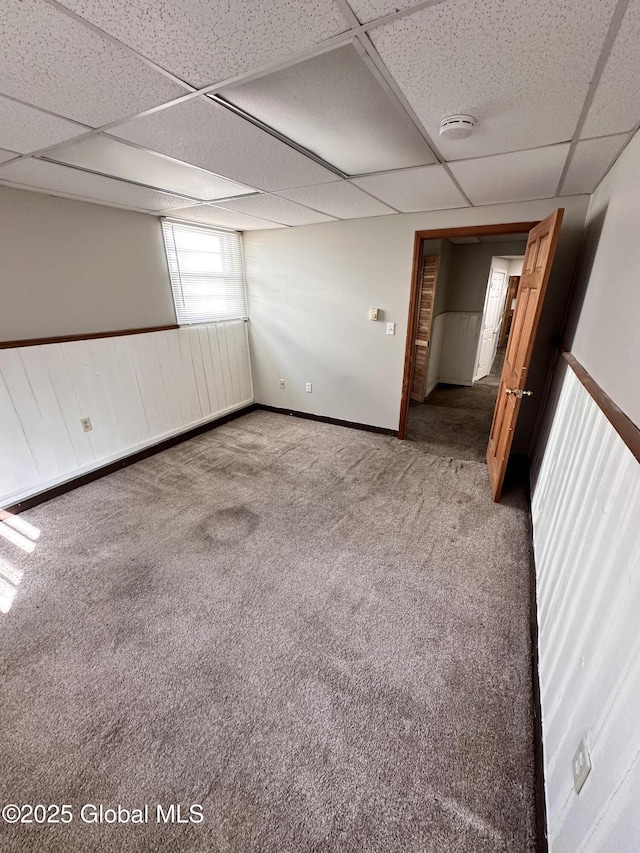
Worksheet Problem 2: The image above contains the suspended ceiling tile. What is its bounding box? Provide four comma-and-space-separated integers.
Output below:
0, 149, 18, 165
55, 0, 350, 88
347, 0, 420, 23
0, 97, 88, 154
221, 45, 435, 175
164, 204, 286, 231
47, 135, 257, 202
219, 194, 336, 226
111, 97, 338, 192
0, 158, 196, 212
561, 134, 630, 195
0, 0, 186, 127
581, 0, 640, 137
449, 145, 570, 205
351, 165, 466, 212
277, 180, 396, 219
369, 0, 617, 159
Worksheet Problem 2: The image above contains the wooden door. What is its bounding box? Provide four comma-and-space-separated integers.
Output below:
486, 209, 564, 501
498, 275, 520, 349
410, 254, 440, 401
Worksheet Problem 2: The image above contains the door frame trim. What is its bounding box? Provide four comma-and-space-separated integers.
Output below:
398, 221, 541, 439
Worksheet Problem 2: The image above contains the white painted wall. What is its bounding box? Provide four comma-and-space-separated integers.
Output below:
0, 322, 253, 506
531, 363, 640, 853
0, 185, 176, 341
565, 132, 640, 429
244, 197, 588, 442
445, 241, 527, 314
438, 312, 482, 385
531, 130, 640, 850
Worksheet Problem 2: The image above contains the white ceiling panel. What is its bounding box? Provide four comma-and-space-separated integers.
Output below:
164, 204, 286, 231
221, 45, 435, 175
561, 134, 630, 196
278, 181, 396, 219
0, 149, 18, 165
351, 165, 466, 212
347, 0, 420, 23
449, 145, 570, 206
55, 0, 349, 88
219, 194, 336, 226
369, 0, 618, 159
581, 0, 640, 137
0, 96, 88, 154
111, 97, 338, 192
0, 0, 187, 127
47, 135, 257, 201
0, 159, 197, 213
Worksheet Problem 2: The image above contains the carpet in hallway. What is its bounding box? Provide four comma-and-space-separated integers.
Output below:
0, 411, 536, 852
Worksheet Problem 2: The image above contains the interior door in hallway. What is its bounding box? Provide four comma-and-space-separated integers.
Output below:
410, 254, 440, 401
487, 209, 564, 502
475, 268, 507, 380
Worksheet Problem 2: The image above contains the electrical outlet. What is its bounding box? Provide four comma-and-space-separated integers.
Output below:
306, 382, 312, 393
80, 417, 92, 432
572, 737, 592, 793
279, 379, 286, 389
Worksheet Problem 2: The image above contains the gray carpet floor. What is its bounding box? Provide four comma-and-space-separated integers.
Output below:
407, 351, 504, 462
0, 405, 536, 852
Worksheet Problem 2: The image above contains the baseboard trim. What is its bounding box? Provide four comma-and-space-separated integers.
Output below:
5, 404, 257, 514
527, 508, 549, 853
255, 404, 398, 436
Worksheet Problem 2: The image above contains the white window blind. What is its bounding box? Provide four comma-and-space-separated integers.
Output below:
162, 219, 247, 324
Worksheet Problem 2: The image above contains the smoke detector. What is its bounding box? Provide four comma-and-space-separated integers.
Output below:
440, 115, 477, 140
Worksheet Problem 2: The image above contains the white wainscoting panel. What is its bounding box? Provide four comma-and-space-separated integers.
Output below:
438, 312, 482, 386
0, 321, 253, 506
531, 362, 640, 852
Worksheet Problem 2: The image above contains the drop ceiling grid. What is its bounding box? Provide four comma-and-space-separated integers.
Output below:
163, 204, 287, 231
0, 149, 18, 165
53, 0, 351, 89
368, 0, 619, 161
561, 134, 631, 195
346, 0, 423, 23
277, 181, 397, 218
220, 44, 435, 175
0, 96, 90, 154
351, 164, 467, 212
0, 159, 200, 213
448, 144, 570, 206
217, 194, 337, 226
581, 0, 640, 137
46, 134, 257, 202
110, 97, 338, 192
0, 0, 187, 127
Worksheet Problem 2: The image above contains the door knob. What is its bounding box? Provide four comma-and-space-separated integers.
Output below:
505, 388, 533, 398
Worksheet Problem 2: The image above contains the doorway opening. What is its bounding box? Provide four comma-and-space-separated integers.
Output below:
399, 214, 565, 500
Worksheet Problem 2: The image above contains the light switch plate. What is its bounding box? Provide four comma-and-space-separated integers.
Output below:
572, 736, 592, 794
386, 322, 396, 335
369, 307, 379, 321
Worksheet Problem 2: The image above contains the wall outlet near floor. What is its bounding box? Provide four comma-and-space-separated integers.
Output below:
279, 379, 286, 389
80, 417, 93, 432
572, 736, 592, 793
306, 382, 312, 393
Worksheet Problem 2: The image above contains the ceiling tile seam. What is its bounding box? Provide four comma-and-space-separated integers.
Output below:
212, 199, 339, 227
45, 132, 264, 195
206, 95, 348, 179
268, 188, 382, 219
0, 91, 95, 131
555, 0, 632, 196
0, 178, 176, 215
344, 183, 403, 214
182, 203, 294, 228
42, 0, 197, 93
31, 158, 211, 207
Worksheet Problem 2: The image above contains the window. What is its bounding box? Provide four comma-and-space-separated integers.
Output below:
161, 219, 247, 324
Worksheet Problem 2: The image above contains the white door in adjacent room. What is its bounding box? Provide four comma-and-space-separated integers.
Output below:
475, 268, 507, 380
